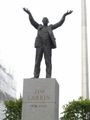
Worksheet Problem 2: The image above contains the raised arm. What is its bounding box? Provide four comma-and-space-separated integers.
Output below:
51, 10, 73, 30
23, 8, 39, 29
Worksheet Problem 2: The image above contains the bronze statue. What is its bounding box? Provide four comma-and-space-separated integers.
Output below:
23, 8, 73, 78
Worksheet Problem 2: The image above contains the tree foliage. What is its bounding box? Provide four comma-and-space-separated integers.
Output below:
60, 97, 90, 120
3, 97, 22, 120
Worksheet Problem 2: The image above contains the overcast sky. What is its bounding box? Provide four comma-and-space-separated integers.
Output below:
0, 0, 90, 115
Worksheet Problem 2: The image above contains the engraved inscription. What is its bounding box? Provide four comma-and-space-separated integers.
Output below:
34, 89, 45, 94
27, 89, 50, 101
28, 95, 50, 101
30, 104, 47, 108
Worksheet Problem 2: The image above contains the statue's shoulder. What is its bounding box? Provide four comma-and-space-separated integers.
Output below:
47, 25, 53, 31
38, 24, 43, 30
48, 24, 53, 29
48, 24, 53, 27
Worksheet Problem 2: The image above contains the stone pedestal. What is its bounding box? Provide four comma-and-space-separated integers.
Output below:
22, 78, 59, 120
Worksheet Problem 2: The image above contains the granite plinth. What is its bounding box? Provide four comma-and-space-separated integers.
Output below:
22, 78, 59, 120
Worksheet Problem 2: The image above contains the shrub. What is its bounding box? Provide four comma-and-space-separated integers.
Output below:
3, 97, 22, 120
60, 97, 90, 120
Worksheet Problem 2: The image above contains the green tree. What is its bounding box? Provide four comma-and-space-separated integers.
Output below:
60, 97, 90, 120
3, 97, 22, 120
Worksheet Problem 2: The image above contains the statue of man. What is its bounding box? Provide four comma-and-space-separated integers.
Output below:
23, 8, 73, 78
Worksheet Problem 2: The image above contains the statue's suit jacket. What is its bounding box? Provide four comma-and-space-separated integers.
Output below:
29, 14, 66, 49
35, 25, 56, 49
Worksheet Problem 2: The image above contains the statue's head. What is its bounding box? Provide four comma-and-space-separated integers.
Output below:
42, 17, 49, 26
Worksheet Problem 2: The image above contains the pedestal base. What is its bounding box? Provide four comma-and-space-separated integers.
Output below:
22, 78, 59, 120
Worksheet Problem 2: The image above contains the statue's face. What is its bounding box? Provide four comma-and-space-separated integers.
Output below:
42, 17, 49, 25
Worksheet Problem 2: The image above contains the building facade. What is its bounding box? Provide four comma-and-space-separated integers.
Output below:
0, 65, 16, 120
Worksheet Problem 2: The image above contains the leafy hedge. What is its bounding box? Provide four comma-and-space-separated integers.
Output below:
60, 97, 90, 120
3, 97, 22, 120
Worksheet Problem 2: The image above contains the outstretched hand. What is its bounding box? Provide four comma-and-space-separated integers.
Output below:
64, 10, 73, 17
23, 8, 31, 15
